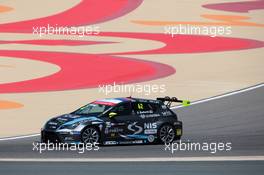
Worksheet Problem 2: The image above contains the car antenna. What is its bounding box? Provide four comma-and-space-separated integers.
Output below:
128, 90, 133, 98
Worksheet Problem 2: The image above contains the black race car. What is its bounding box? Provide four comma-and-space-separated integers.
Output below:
41, 97, 188, 145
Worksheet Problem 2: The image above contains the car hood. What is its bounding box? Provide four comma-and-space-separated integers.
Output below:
44, 114, 102, 130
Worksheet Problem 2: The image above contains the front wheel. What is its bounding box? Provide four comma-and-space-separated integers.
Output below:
158, 124, 176, 143
81, 127, 100, 144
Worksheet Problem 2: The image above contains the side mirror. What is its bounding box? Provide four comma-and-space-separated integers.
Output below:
109, 112, 117, 119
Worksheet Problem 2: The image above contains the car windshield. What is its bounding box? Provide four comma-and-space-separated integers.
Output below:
73, 103, 112, 116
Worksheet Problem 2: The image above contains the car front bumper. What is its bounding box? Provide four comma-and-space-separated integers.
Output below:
41, 129, 82, 144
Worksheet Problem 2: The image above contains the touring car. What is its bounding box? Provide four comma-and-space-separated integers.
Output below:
41, 97, 189, 145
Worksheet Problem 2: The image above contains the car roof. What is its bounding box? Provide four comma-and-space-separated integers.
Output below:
93, 97, 130, 106
94, 97, 161, 106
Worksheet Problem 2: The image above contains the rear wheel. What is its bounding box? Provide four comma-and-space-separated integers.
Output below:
158, 124, 175, 143
81, 127, 100, 144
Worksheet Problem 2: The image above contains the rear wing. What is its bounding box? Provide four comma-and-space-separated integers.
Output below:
157, 96, 190, 108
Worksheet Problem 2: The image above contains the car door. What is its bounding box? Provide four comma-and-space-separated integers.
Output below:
103, 102, 142, 143
113, 102, 150, 143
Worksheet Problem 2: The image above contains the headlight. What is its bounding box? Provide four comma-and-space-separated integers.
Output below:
59, 120, 89, 130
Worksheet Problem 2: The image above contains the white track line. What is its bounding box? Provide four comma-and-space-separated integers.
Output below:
0, 134, 40, 141
0, 156, 264, 162
0, 83, 263, 141
171, 83, 264, 109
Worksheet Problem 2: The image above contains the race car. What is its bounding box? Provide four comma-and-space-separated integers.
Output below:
41, 97, 188, 145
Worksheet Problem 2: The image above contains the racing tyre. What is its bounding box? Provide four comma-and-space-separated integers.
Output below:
158, 124, 175, 143
81, 127, 100, 144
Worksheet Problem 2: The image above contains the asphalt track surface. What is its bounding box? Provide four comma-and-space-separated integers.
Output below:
0, 161, 264, 175
0, 84, 264, 174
